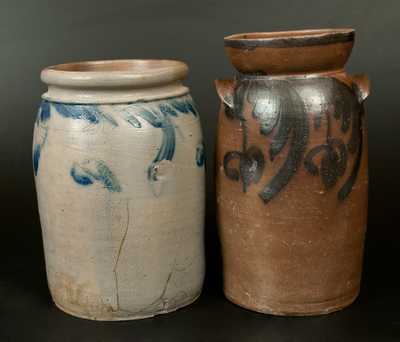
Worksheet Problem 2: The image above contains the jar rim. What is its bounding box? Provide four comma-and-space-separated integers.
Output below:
224, 29, 355, 75
41, 59, 189, 88
224, 28, 354, 48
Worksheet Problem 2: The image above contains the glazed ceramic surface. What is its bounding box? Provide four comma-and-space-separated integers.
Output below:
33, 60, 205, 320
216, 29, 369, 316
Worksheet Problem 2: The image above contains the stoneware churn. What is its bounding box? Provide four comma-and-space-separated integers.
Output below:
215, 29, 370, 315
33, 59, 206, 320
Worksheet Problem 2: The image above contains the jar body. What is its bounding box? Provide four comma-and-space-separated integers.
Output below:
33, 93, 205, 320
216, 74, 368, 315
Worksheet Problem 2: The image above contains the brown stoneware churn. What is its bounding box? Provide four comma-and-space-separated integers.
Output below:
215, 29, 370, 316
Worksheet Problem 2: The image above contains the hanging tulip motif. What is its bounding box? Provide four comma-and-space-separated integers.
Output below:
222, 76, 364, 204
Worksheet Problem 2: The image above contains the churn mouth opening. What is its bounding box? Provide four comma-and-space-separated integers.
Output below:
41, 59, 189, 89
224, 28, 355, 48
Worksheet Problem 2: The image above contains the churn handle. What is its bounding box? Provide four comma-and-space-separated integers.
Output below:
215, 79, 235, 109
351, 74, 370, 103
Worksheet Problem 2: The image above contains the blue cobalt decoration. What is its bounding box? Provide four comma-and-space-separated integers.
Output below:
53, 102, 118, 126
34, 95, 201, 186
196, 143, 205, 167
70, 160, 122, 192
33, 100, 51, 176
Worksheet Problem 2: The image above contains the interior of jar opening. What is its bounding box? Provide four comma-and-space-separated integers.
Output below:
226, 29, 354, 41
48, 59, 182, 73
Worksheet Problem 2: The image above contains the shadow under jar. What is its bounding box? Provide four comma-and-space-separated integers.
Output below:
215, 29, 370, 316
33, 59, 205, 320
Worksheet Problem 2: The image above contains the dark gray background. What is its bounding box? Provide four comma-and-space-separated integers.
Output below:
1, 0, 399, 341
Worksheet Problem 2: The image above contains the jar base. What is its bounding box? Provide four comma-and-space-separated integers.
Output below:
224, 290, 359, 316
53, 292, 202, 321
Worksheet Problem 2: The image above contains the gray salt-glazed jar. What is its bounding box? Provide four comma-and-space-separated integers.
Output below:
33, 60, 206, 320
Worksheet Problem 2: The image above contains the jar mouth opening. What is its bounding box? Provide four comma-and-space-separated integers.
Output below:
224, 28, 354, 48
41, 59, 188, 88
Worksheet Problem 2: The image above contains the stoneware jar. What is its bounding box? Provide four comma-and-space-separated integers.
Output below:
33, 59, 205, 320
215, 29, 369, 316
